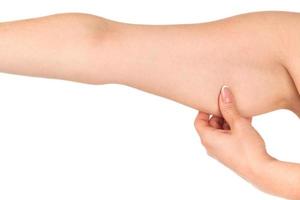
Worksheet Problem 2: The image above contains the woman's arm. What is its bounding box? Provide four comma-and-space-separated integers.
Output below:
257, 160, 300, 199
0, 12, 299, 117
277, 12, 300, 103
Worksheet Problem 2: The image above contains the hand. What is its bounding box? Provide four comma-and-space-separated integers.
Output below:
194, 86, 274, 181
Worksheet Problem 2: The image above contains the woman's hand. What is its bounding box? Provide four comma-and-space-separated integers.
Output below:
194, 85, 300, 199
194, 86, 274, 181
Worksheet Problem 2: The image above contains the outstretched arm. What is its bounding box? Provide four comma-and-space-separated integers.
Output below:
0, 12, 299, 117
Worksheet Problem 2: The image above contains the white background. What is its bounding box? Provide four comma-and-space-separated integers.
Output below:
0, 0, 300, 199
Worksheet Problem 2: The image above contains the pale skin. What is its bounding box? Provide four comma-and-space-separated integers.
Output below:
0, 11, 300, 198
194, 86, 300, 199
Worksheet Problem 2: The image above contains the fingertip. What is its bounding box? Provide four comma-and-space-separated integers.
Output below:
195, 112, 210, 125
194, 112, 214, 134
197, 112, 210, 121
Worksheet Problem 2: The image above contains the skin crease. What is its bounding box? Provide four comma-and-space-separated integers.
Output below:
194, 86, 300, 199
0, 11, 300, 198
0, 12, 299, 117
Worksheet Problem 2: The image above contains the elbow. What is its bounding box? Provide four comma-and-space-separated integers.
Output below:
50, 13, 117, 85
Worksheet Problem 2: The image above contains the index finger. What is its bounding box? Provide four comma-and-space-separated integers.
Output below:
194, 112, 215, 134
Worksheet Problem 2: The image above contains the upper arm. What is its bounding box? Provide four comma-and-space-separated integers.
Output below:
110, 11, 300, 117
274, 12, 300, 114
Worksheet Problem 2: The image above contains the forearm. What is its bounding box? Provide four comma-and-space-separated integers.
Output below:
0, 13, 114, 84
0, 12, 299, 117
252, 160, 300, 199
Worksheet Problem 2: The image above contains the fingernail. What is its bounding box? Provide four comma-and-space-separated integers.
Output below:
221, 85, 232, 103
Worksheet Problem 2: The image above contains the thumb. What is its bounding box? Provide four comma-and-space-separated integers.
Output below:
219, 85, 242, 128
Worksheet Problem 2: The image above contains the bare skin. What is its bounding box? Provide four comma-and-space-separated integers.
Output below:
0, 11, 300, 198
195, 86, 300, 199
0, 11, 299, 118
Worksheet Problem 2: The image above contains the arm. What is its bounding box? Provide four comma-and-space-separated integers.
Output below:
278, 12, 300, 99
258, 160, 300, 199
0, 12, 299, 117
194, 86, 300, 199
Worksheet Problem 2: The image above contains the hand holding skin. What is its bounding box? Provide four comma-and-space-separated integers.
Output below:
194, 86, 300, 199
194, 86, 272, 180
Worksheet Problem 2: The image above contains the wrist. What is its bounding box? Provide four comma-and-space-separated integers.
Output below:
246, 155, 277, 188
234, 153, 275, 184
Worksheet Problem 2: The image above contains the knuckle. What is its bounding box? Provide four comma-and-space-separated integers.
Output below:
194, 118, 198, 127
200, 137, 209, 147
194, 125, 202, 134
200, 138, 207, 146
194, 119, 202, 132
194, 120, 200, 132
200, 135, 213, 148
